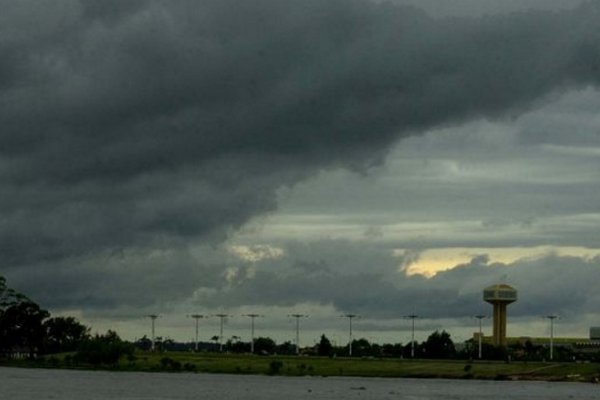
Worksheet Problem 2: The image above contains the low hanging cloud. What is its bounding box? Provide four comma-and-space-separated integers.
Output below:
192, 240, 600, 320
2, 0, 600, 309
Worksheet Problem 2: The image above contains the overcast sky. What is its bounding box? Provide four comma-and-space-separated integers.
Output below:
2, 0, 600, 343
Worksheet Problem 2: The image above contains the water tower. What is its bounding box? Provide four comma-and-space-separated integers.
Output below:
483, 284, 517, 346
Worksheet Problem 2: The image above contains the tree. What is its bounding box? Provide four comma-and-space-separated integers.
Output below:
162, 337, 175, 351
43, 316, 90, 354
253, 337, 276, 355
402, 341, 420, 358
74, 330, 134, 366
483, 342, 508, 360
348, 338, 372, 357
423, 330, 455, 359
0, 276, 23, 308
317, 334, 333, 357
226, 336, 250, 353
134, 335, 152, 351
1, 301, 50, 358
0, 280, 49, 359
276, 340, 295, 355
382, 343, 403, 357
370, 343, 382, 357
210, 335, 220, 351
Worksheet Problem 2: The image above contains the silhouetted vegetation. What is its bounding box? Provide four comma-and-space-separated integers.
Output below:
318, 334, 333, 356
0, 276, 101, 362
74, 330, 134, 367
0, 276, 49, 358
268, 360, 283, 375
253, 337, 277, 354
43, 316, 90, 354
276, 340, 296, 355
422, 330, 456, 359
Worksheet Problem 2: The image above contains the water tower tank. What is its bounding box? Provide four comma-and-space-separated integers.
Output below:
484, 284, 517, 304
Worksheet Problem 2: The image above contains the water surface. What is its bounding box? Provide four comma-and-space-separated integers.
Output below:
0, 367, 596, 399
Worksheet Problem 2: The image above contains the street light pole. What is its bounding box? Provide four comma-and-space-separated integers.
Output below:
288, 314, 308, 355
404, 314, 419, 358
474, 315, 486, 359
244, 314, 261, 354
189, 314, 204, 352
214, 314, 229, 352
341, 314, 358, 357
545, 315, 558, 361
146, 315, 159, 351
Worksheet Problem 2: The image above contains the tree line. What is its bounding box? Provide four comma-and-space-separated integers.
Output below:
0, 276, 132, 365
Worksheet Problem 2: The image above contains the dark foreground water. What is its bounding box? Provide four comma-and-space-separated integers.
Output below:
0, 367, 597, 400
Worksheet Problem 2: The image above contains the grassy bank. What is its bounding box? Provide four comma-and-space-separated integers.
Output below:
4, 352, 600, 383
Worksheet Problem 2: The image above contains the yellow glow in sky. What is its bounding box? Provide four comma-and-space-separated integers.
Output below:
397, 246, 600, 277
229, 244, 284, 262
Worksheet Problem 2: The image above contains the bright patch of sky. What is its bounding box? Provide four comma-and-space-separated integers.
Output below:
233, 87, 600, 277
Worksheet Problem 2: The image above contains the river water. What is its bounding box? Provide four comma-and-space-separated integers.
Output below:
0, 367, 597, 399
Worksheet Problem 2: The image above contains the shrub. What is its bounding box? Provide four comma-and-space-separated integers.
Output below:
268, 360, 283, 375
183, 362, 196, 372
74, 330, 134, 367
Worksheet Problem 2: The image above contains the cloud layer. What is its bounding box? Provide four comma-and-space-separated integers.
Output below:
2, 0, 600, 324
189, 240, 600, 320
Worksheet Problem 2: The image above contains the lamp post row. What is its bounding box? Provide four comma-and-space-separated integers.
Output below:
146, 313, 560, 357
147, 313, 416, 356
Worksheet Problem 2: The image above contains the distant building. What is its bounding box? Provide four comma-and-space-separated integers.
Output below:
590, 327, 600, 340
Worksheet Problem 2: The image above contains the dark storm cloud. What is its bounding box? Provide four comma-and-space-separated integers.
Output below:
2, 0, 600, 308
194, 240, 600, 319
429, 253, 600, 318
12, 245, 231, 315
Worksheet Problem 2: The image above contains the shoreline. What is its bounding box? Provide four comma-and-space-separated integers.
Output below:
2, 353, 599, 384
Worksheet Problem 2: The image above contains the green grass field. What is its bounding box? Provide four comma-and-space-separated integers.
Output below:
5, 352, 600, 383
104, 352, 600, 382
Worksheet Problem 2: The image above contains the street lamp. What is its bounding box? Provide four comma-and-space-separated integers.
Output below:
474, 315, 487, 359
214, 314, 230, 352
403, 314, 419, 358
340, 314, 359, 357
545, 315, 559, 361
288, 314, 308, 355
188, 314, 205, 352
244, 314, 262, 354
146, 315, 159, 351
